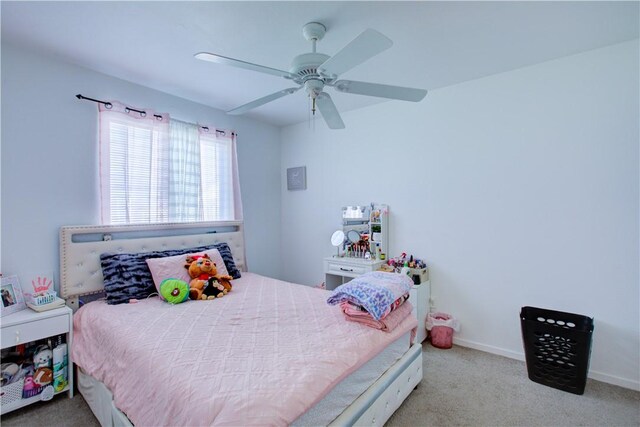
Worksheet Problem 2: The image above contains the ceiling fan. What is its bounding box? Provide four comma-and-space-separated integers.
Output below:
195, 22, 428, 129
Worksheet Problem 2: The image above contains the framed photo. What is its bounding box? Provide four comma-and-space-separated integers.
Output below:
287, 166, 306, 191
1, 275, 27, 316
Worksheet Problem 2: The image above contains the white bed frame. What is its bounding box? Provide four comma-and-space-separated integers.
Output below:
60, 221, 422, 427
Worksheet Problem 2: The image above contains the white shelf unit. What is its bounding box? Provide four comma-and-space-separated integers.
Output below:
341, 204, 389, 260
368, 204, 389, 260
0, 306, 74, 414
409, 279, 431, 343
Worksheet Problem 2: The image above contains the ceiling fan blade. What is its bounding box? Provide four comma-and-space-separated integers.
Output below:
333, 80, 427, 102
195, 52, 297, 80
317, 29, 393, 78
315, 92, 345, 129
227, 87, 300, 115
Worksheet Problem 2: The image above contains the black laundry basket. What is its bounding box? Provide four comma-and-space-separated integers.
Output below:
520, 306, 594, 395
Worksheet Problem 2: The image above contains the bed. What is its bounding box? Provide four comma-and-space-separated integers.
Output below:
60, 221, 423, 426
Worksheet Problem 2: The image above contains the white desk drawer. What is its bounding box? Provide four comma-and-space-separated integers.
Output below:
1, 314, 68, 348
326, 262, 367, 276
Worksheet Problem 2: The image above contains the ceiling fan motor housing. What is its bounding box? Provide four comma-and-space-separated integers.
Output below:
289, 52, 330, 82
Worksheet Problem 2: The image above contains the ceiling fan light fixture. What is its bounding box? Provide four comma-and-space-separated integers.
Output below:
304, 79, 324, 99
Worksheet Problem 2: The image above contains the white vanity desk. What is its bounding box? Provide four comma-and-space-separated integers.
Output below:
323, 256, 431, 343
324, 257, 385, 290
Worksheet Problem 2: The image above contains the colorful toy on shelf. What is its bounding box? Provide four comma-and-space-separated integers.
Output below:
32, 345, 52, 369
1, 362, 20, 386
22, 376, 37, 393
33, 367, 53, 386
387, 253, 427, 272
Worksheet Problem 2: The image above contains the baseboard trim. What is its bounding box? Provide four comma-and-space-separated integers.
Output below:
452, 337, 640, 392
587, 370, 640, 391
453, 337, 525, 362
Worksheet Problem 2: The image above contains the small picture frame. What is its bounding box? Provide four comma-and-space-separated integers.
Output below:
1, 275, 27, 316
287, 166, 307, 191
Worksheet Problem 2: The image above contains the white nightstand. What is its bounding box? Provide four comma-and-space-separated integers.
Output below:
324, 256, 385, 290
1, 306, 74, 414
410, 279, 431, 343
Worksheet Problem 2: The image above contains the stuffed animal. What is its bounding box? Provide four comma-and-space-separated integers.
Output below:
33, 367, 53, 386
185, 254, 233, 300
185, 254, 217, 300
1, 362, 19, 386
215, 272, 233, 295
159, 278, 189, 304
202, 278, 226, 299
33, 346, 52, 369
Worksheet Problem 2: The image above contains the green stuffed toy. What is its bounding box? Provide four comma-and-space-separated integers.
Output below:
159, 279, 189, 304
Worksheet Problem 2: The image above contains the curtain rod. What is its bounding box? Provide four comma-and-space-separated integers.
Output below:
76, 94, 236, 136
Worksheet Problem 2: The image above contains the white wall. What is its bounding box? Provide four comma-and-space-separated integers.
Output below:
280, 40, 639, 389
1, 43, 282, 285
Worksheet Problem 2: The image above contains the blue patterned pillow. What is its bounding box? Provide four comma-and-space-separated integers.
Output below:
100, 243, 240, 305
213, 242, 241, 280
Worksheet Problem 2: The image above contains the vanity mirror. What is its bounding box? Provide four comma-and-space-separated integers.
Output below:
330, 230, 345, 257
346, 230, 361, 244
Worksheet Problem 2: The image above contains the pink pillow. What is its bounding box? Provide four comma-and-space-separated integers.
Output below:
146, 249, 230, 300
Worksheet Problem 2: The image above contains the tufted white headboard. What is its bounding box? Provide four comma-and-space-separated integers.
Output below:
59, 221, 246, 309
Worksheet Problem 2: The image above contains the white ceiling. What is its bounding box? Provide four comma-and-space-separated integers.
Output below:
2, 1, 638, 128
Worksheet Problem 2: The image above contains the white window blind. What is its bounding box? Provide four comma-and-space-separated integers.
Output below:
99, 101, 242, 224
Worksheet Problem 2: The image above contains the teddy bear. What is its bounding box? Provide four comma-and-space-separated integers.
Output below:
185, 254, 234, 300
185, 254, 217, 300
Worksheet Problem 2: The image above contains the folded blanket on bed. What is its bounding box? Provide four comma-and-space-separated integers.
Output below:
327, 271, 413, 320
343, 293, 410, 320
340, 300, 414, 332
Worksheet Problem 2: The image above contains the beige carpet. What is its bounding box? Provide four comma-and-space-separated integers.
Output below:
2, 344, 638, 426
387, 344, 640, 426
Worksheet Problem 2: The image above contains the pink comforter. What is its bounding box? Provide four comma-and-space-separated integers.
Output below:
72, 273, 417, 426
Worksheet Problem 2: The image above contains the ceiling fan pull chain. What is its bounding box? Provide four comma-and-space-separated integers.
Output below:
307, 95, 311, 129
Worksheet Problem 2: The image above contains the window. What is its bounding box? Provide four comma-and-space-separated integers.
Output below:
199, 132, 234, 221
99, 102, 242, 224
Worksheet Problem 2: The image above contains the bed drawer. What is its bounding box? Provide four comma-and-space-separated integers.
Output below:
1, 314, 69, 348
329, 344, 423, 427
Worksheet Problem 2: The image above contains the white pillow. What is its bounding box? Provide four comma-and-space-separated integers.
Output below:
146, 249, 230, 300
